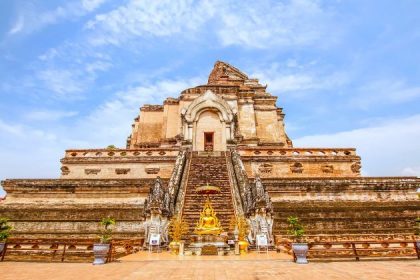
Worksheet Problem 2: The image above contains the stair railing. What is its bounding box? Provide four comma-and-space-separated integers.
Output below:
229, 148, 252, 216
226, 149, 247, 217
173, 150, 192, 219
167, 149, 188, 216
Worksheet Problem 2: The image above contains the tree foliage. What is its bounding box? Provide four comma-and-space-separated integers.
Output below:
0, 217, 12, 242
99, 217, 116, 243
287, 216, 305, 242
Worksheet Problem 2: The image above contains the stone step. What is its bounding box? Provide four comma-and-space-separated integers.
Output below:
180, 154, 235, 238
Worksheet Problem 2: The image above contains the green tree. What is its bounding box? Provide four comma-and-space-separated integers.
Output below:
287, 216, 305, 243
99, 217, 116, 243
0, 218, 13, 242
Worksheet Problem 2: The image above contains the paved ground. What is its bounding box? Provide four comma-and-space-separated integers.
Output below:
1, 253, 419, 280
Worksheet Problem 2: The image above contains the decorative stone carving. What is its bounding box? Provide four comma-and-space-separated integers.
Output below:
143, 177, 172, 246
181, 90, 237, 145
254, 176, 272, 210
61, 166, 70, 176
321, 165, 334, 174
230, 150, 274, 246
145, 166, 160, 175
290, 162, 303, 173
143, 214, 169, 246
247, 175, 273, 245
258, 163, 273, 174
85, 169, 101, 175
351, 163, 362, 174
135, 142, 160, 148
115, 168, 130, 175
168, 150, 188, 215
231, 149, 253, 215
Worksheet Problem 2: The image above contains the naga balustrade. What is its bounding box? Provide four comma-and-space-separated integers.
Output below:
276, 235, 420, 261
0, 238, 144, 263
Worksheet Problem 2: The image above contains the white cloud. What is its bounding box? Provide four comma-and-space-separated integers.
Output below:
9, 0, 108, 35
77, 77, 204, 146
37, 0, 108, 26
85, 60, 112, 74
294, 114, 420, 176
351, 79, 420, 109
0, 76, 200, 191
86, 0, 216, 45
33, 41, 113, 99
38, 48, 59, 61
0, 119, 24, 136
85, 0, 334, 49
218, 0, 334, 49
402, 166, 420, 176
37, 69, 86, 96
8, 15, 24, 35
82, 0, 108, 12
0, 77, 203, 186
24, 110, 78, 121
0, 118, 61, 181
252, 63, 348, 95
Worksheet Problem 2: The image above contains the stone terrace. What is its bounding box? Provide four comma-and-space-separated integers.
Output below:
0, 258, 419, 280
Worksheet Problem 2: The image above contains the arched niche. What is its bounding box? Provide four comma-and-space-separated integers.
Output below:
181, 90, 236, 151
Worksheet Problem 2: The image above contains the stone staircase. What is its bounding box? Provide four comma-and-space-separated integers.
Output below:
181, 152, 236, 236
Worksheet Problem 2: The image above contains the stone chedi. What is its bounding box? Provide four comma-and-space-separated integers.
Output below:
0, 61, 419, 244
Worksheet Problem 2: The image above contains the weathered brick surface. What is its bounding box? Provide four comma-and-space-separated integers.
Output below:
263, 177, 420, 235
0, 179, 166, 239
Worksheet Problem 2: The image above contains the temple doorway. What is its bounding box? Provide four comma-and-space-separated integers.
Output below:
204, 132, 214, 151
193, 110, 226, 151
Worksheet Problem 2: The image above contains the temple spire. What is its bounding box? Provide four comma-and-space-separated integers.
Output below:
207, 61, 248, 85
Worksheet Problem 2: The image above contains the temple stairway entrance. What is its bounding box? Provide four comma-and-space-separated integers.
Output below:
180, 152, 236, 238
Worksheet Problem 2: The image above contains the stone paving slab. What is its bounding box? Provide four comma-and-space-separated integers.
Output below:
1, 258, 419, 280
120, 251, 290, 261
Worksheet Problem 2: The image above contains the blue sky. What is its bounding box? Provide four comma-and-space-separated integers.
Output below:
0, 0, 419, 194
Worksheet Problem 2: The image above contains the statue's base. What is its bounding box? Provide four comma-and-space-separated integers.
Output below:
190, 234, 227, 243
188, 235, 230, 256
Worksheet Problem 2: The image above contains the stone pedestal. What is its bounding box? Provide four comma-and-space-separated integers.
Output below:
234, 240, 240, 255
179, 241, 185, 256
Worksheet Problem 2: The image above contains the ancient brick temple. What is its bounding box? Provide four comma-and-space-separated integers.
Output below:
0, 61, 419, 242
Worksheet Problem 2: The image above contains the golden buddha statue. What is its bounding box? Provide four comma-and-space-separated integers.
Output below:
194, 198, 223, 235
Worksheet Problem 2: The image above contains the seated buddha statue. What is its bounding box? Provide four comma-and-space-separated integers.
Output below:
194, 198, 223, 235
